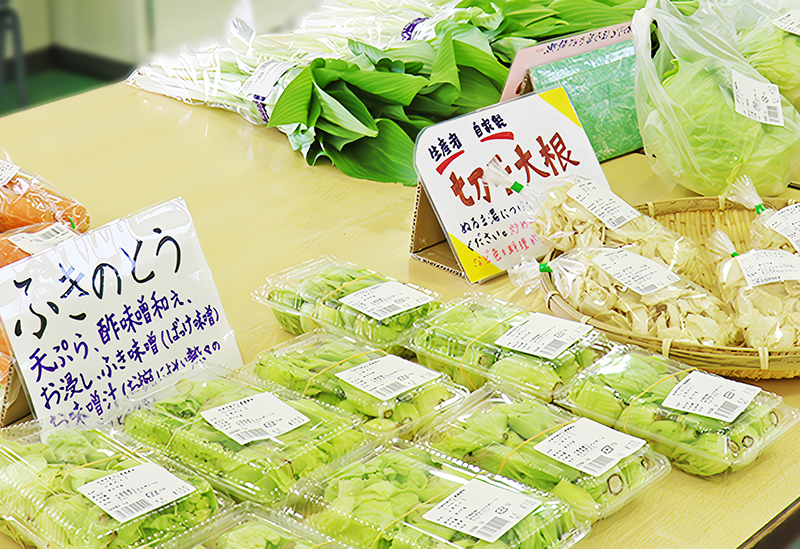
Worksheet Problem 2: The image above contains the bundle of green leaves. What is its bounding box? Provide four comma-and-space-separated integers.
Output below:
0, 428, 219, 549
738, 21, 800, 112
123, 379, 366, 504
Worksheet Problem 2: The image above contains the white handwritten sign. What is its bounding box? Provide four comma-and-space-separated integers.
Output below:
0, 198, 242, 426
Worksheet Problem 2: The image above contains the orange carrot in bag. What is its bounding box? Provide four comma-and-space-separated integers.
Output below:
0, 172, 89, 232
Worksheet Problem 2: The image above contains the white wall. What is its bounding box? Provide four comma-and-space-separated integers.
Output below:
5, 0, 51, 59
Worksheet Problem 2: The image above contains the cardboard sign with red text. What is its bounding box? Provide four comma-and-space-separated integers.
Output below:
412, 88, 607, 283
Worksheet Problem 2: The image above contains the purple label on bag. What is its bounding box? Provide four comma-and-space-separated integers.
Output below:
402, 17, 429, 41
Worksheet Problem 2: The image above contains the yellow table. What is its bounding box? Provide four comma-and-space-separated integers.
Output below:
0, 83, 799, 548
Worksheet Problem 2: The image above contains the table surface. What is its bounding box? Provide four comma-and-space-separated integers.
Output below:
1, 83, 800, 549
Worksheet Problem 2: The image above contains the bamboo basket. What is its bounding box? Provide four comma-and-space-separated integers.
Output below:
540, 195, 800, 380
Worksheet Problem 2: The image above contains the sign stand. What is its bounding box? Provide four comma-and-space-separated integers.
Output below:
409, 184, 465, 279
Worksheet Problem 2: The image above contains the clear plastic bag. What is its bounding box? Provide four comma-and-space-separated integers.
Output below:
633, 0, 800, 196
555, 347, 800, 477
510, 248, 740, 346
0, 167, 89, 233
416, 386, 670, 523
242, 331, 467, 437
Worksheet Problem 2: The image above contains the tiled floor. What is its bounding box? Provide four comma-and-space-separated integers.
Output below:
0, 68, 107, 117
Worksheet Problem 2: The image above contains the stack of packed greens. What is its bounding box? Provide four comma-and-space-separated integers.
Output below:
160, 504, 338, 549
555, 348, 799, 476
408, 293, 614, 400
287, 444, 587, 549
417, 387, 669, 522
0, 424, 220, 549
122, 373, 366, 504
256, 256, 440, 355
247, 331, 467, 436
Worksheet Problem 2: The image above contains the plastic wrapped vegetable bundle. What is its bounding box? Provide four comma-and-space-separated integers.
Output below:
706, 229, 800, 350
0, 422, 222, 549
555, 347, 799, 476
521, 176, 713, 288
510, 248, 740, 346
417, 387, 670, 523
408, 293, 615, 399
255, 256, 440, 354
287, 444, 587, 549
121, 370, 367, 505
246, 331, 467, 436
633, 0, 800, 196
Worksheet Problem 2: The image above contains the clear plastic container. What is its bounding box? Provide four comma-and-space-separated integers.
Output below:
119, 369, 368, 504
287, 443, 588, 549
253, 256, 441, 355
407, 293, 616, 400
554, 347, 800, 477
243, 331, 468, 437
0, 421, 223, 549
160, 503, 340, 549
416, 386, 670, 523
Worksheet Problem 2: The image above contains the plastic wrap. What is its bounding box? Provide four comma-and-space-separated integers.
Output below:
407, 293, 615, 400
160, 504, 339, 549
416, 386, 670, 523
511, 248, 740, 346
119, 369, 367, 505
0, 168, 89, 233
555, 347, 799, 476
723, 175, 798, 252
244, 331, 467, 437
521, 176, 713, 287
286, 443, 588, 549
707, 229, 800, 349
254, 256, 440, 354
0, 421, 223, 548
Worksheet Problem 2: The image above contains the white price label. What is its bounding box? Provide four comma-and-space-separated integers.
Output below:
495, 313, 593, 360
764, 204, 800, 252
422, 479, 540, 543
339, 281, 434, 321
533, 417, 645, 477
200, 391, 310, 445
566, 178, 640, 230
773, 10, 800, 36
732, 69, 784, 126
335, 355, 441, 401
592, 249, 680, 295
735, 249, 800, 287
7, 224, 76, 255
661, 370, 760, 422
77, 462, 196, 523
0, 160, 19, 186
242, 60, 294, 100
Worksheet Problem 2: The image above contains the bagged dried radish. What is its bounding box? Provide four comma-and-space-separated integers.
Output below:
510, 247, 740, 346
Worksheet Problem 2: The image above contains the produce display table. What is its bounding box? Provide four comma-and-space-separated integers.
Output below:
1, 83, 799, 548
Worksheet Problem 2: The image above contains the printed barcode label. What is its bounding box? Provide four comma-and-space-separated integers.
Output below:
592, 248, 681, 295
0, 160, 19, 187
336, 355, 442, 402
339, 280, 434, 321
495, 313, 593, 360
764, 203, 800, 252
735, 249, 800, 287
773, 10, 800, 36
534, 417, 646, 477
77, 462, 197, 524
200, 391, 311, 445
566, 177, 640, 230
661, 370, 761, 422
8, 224, 76, 255
423, 479, 539, 543
731, 69, 784, 126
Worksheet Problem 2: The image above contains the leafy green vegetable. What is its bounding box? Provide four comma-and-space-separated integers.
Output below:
738, 21, 800, 112
251, 333, 465, 436
557, 348, 795, 476
123, 378, 366, 504
291, 447, 582, 549
0, 426, 219, 549
424, 391, 667, 522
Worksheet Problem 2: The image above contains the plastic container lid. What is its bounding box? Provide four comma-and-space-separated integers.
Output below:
253, 256, 440, 354
244, 331, 469, 437
160, 503, 341, 549
416, 385, 670, 522
0, 421, 222, 549
407, 293, 616, 400
287, 443, 588, 549
119, 369, 368, 504
554, 347, 800, 477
